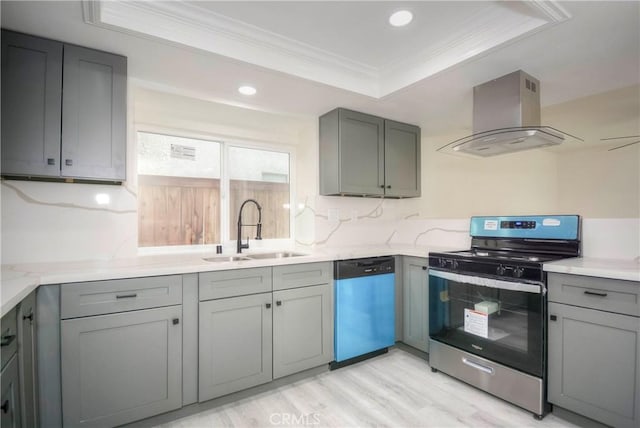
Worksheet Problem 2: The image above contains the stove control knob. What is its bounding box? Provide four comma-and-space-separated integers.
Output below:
513, 267, 525, 278
496, 265, 506, 275
439, 258, 447, 268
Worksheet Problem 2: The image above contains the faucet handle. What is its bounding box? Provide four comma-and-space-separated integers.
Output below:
256, 223, 262, 240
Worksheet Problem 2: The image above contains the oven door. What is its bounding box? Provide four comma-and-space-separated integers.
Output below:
429, 269, 545, 377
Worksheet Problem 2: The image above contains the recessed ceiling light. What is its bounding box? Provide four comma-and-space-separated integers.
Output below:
389, 10, 413, 27
238, 85, 257, 96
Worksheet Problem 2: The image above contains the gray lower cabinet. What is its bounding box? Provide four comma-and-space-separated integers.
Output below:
273, 283, 332, 378
319, 108, 421, 198
548, 273, 640, 428
61, 305, 183, 427
17, 290, 38, 428
1, 29, 127, 182
1, 355, 21, 428
1, 306, 21, 428
402, 257, 429, 352
198, 293, 273, 402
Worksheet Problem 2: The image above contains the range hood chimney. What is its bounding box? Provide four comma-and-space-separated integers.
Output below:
442, 70, 577, 157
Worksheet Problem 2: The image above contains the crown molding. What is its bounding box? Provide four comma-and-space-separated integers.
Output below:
525, 0, 573, 22
81, 0, 572, 99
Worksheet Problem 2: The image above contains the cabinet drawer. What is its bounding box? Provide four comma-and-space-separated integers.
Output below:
1, 307, 18, 370
273, 262, 332, 291
548, 273, 640, 316
61, 275, 183, 319
199, 267, 272, 301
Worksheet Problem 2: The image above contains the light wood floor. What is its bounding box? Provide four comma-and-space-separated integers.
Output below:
155, 348, 580, 428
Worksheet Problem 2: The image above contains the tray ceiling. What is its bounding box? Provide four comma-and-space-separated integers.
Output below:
83, 0, 571, 98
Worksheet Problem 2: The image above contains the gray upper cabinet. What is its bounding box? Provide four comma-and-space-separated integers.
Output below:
1, 30, 63, 177
547, 273, 640, 428
61, 45, 126, 180
402, 257, 429, 352
1, 30, 126, 182
384, 120, 421, 198
319, 108, 421, 198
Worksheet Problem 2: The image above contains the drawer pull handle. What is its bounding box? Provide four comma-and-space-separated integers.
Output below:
266, 303, 271, 309
172, 318, 180, 325
422, 266, 427, 270
276, 300, 282, 306
116, 293, 138, 299
0, 335, 16, 347
23, 311, 34, 322
1, 399, 9, 414
462, 357, 494, 375
584, 290, 608, 297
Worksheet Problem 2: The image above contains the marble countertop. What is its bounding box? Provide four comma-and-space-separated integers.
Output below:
4, 245, 638, 316
1, 244, 456, 316
543, 257, 640, 282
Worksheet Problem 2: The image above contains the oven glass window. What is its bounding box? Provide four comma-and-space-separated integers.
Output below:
429, 274, 544, 377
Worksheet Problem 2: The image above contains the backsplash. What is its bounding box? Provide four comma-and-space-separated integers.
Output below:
1, 180, 638, 264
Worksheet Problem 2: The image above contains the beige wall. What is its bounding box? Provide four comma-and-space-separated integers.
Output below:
135, 86, 639, 224
557, 145, 640, 218
418, 135, 559, 218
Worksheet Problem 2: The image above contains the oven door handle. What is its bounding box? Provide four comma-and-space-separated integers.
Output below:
429, 269, 544, 294
462, 357, 494, 375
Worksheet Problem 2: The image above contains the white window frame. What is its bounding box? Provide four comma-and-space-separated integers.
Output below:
134, 124, 296, 255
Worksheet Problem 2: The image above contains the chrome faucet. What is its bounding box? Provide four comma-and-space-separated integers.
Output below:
237, 199, 263, 253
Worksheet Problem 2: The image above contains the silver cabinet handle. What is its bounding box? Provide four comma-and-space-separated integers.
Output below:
65, 159, 73, 166
116, 293, 137, 299
462, 357, 494, 375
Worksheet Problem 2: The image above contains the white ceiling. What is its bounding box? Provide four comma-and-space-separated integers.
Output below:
1, 1, 639, 146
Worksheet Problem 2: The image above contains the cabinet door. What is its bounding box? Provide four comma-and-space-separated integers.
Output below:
199, 293, 273, 402
61, 305, 182, 427
17, 291, 37, 428
548, 302, 640, 428
273, 284, 333, 378
384, 120, 421, 198
0, 355, 21, 428
338, 109, 385, 195
1, 30, 63, 177
61, 44, 126, 181
402, 257, 429, 352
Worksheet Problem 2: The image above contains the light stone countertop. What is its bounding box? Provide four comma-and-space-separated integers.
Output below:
4, 245, 638, 316
0, 244, 455, 316
543, 256, 640, 282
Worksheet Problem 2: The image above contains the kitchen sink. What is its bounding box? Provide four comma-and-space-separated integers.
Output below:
202, 255, 252, 263
246, 251, 307, 259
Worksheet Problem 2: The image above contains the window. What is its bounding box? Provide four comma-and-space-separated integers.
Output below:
136, 131, 291, 248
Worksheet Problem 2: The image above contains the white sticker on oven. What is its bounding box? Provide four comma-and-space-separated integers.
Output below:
484, 220, 498, 231
464, 308, 488, 339
542, 218, 561, 227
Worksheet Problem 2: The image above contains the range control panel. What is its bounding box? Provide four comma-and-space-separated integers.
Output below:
469, 215, 580, 240
501, 220, 536, 229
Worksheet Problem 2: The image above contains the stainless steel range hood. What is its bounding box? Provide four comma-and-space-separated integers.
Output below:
440, 70, 579, 157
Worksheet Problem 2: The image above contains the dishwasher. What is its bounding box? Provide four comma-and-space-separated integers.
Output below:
331, 256, 395, 369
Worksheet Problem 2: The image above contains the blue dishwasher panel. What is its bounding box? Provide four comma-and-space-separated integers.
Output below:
334, 273, 395, 362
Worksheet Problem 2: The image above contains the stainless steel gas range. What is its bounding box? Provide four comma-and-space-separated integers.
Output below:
428, 215, 581, 419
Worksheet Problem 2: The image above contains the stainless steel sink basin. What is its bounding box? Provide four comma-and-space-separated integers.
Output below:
202, 255, 251, 263
246, 251, 307, 259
